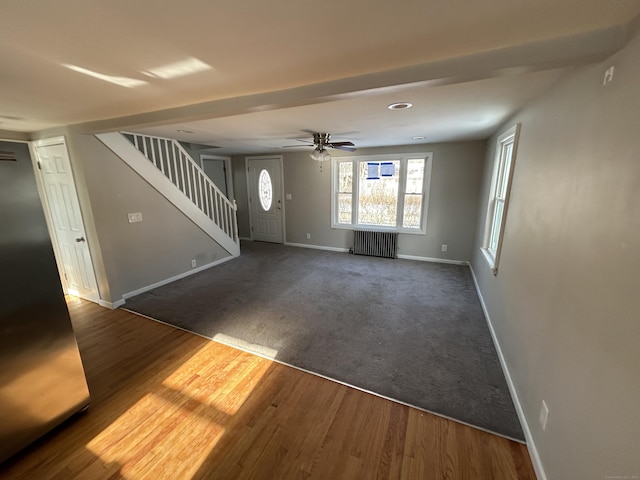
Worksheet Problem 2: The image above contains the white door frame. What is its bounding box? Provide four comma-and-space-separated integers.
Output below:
29, 136, 100, 303
200, 154, 233, 200
245, 155, 285, 242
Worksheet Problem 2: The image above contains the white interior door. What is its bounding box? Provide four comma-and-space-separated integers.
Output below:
34, 139, 99, 302
247, 157, 284, 243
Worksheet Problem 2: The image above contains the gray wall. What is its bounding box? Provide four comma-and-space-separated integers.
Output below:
0, 129, 30, 142
31, 130, 230, 304
471, 27, 640, 480
235, 141, 486, 261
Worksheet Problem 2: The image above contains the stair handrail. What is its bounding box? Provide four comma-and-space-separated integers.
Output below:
121, 131, 238, 243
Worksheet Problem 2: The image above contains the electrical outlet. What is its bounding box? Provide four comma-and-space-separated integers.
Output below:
306, 233, 311, 240
539, 400, 549, 430
441, 244, 448, 252
191, 259, 196, 268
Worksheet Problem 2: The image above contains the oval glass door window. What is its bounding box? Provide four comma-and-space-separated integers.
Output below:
258, 169, 273, 211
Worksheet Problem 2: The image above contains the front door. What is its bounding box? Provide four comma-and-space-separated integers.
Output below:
247, 156, 283, 243
33, 138, 99, 302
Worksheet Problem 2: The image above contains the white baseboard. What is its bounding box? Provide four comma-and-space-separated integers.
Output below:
397, 254, 468, 265
239, 236, 253, 242
284, 242, 349, 253
98, 298, 125, 310
120, 255, 236, 303
284, 243, 469, 263
468, 263, 547, 480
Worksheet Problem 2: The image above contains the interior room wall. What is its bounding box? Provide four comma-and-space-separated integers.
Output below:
234, 141, 486, 261
471, 27, 640, 480
30, 130, 230, 304
0, 129, 30, 142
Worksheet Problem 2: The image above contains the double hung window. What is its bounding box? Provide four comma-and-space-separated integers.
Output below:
482, 124, 520, 274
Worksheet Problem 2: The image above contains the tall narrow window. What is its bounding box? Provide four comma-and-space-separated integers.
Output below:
403, 159, 425, 229
337, 161, 353, 224
482, 124, 520, 274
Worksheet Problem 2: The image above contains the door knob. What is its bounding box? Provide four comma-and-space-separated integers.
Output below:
75, 237, 85, 243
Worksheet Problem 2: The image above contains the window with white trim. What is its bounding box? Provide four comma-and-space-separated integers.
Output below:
482, 124, 520, 274
332, 153, 432, 233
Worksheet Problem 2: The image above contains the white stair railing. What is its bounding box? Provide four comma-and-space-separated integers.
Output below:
121, 132, 238, 245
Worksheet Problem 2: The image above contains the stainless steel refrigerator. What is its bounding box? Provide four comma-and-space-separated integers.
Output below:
0, 140, 90, 463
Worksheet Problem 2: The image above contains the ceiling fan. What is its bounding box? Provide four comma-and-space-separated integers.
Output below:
284, 132, 356, 161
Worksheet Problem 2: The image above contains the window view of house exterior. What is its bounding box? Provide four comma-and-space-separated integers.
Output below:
333, 153, 432, 233
358, 160, 399, 227
403, 158, 426, 229
337, 161, 353, 224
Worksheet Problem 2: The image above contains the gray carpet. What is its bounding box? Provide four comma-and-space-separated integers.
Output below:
124, 241, 524, 441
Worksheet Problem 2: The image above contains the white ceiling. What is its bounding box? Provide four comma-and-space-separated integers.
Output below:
1, 1, 639, 154
135, 70, 568, 154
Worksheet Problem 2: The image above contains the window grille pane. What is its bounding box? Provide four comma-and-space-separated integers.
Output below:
338, 162, 353, 193
496, 143, 513, 198
402, 194, 423, 228
357, 160, 399, 227
338, 193, 352, 224
405, 159, 425, 193
498, 153, 511, 198
489, 199, 504, 252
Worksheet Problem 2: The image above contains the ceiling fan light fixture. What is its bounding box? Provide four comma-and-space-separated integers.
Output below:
310, 147, 331, 162
310, 148, 321, 161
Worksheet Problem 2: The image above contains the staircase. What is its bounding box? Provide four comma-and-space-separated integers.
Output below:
96, 132, 239, 257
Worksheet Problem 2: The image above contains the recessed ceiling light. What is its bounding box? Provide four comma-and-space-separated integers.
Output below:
388, 102, 413, 110
412, 136, 425, 141
177, 129, 194, 134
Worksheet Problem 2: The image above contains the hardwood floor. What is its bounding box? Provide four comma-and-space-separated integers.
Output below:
0, 298, 537, 479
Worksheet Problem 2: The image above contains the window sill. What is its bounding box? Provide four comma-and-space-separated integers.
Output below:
480, 248, 498, 275
331, 224, 426, 235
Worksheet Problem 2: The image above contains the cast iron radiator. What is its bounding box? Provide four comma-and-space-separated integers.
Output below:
352, 230, 398, 259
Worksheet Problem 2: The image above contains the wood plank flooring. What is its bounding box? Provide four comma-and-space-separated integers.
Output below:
0, 297, 537, 479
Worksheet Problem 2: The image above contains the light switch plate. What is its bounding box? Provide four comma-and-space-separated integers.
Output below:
128, 212, 143, 223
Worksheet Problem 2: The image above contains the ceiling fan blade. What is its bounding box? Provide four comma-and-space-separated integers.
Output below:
328, 141, 355, 147
282, 145, 312, 148
330, 145, 357, 152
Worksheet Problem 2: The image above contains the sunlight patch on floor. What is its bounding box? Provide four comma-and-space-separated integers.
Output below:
213, 332, 279, 360
85, 341, 274, 478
